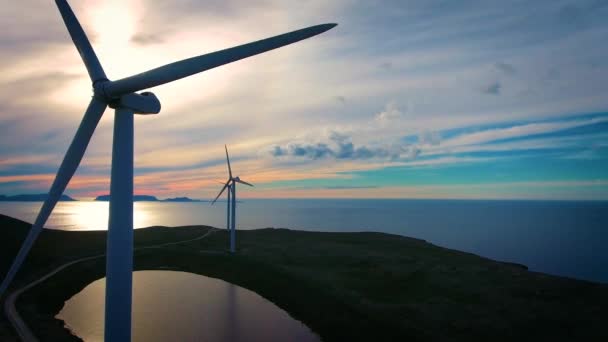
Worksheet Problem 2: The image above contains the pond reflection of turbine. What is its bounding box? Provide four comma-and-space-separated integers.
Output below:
224, 283, 238, 342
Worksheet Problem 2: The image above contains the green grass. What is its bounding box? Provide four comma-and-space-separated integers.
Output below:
1, 214, 608, 341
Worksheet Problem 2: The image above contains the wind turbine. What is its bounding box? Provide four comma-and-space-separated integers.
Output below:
0, 1, 335, 340
212, 145, 253, 253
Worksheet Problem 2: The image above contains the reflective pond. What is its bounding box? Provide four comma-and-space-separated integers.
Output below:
56, 270, 320, 342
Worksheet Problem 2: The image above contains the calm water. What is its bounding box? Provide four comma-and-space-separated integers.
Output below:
57, 271, 319, 342
0, 199, 607, 283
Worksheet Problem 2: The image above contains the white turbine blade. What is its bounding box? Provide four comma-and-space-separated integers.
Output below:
0, 97, 107, 296
225, 145, 232, 179
235, 179, 254, 187
103, 23, 337, 97
55, 0, 107, 82
212, 181, 230, 205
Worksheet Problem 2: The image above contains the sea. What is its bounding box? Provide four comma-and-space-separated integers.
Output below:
1, 199, 607, 283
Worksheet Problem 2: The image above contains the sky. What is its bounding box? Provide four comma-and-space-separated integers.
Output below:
0, 0, 607, 200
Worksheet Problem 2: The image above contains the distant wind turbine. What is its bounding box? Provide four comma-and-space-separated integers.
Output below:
212, 146, 253, 253
0, 1, 335, 340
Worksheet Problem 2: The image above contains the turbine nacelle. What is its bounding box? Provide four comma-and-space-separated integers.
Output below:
232, 176, 254, 187
117, 92, 161, 115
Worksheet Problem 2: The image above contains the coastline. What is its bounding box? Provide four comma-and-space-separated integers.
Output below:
2, 214, 608, 341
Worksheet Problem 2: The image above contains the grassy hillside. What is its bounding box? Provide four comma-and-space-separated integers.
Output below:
1, 214, 607, 341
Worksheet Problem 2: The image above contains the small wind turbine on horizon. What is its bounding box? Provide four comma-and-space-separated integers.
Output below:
0, 1, 336, 340
212, 145, 253, 253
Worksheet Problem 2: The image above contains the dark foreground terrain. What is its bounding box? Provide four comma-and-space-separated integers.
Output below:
1, 213, 607, 341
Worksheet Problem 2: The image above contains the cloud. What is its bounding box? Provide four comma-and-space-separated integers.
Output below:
418, 130, 441, 146
323, 185, 379, 189
556, 2, 606, 30
481, 81, 501, 95
0, 155, 56, 169
560, 148, 605, 160
494, 62, 516, 75
440, 116, 608, 148
140, 0, 275, 19
379, 61, 393, 70
0, 0, 67, 65
130, 33, 165, 45
408, 146, 421, 159
285, 143, 333, 159
249, 180, 608, 200
270, 145, 285, 157
0, 72, 91, 154
374, 101, 403, 123
543, 67, 561, 82
270, 131, 417, 161
0, 72, 79, 105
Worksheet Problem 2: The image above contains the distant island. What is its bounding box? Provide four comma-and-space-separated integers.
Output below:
95, 195, 159, 202
0, 194, 76, 202
163, 197, 204, 202
94, 195, 205, 202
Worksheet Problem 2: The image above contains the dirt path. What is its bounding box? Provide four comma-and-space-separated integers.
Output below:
4, 227, 219, 341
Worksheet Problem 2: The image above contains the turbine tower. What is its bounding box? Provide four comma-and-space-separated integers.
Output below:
212, 145, 253, 253
0, 1, 335, 340
216, 179, 233, 234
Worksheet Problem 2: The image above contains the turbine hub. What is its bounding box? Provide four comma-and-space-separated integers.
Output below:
93, 80, 113, 102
